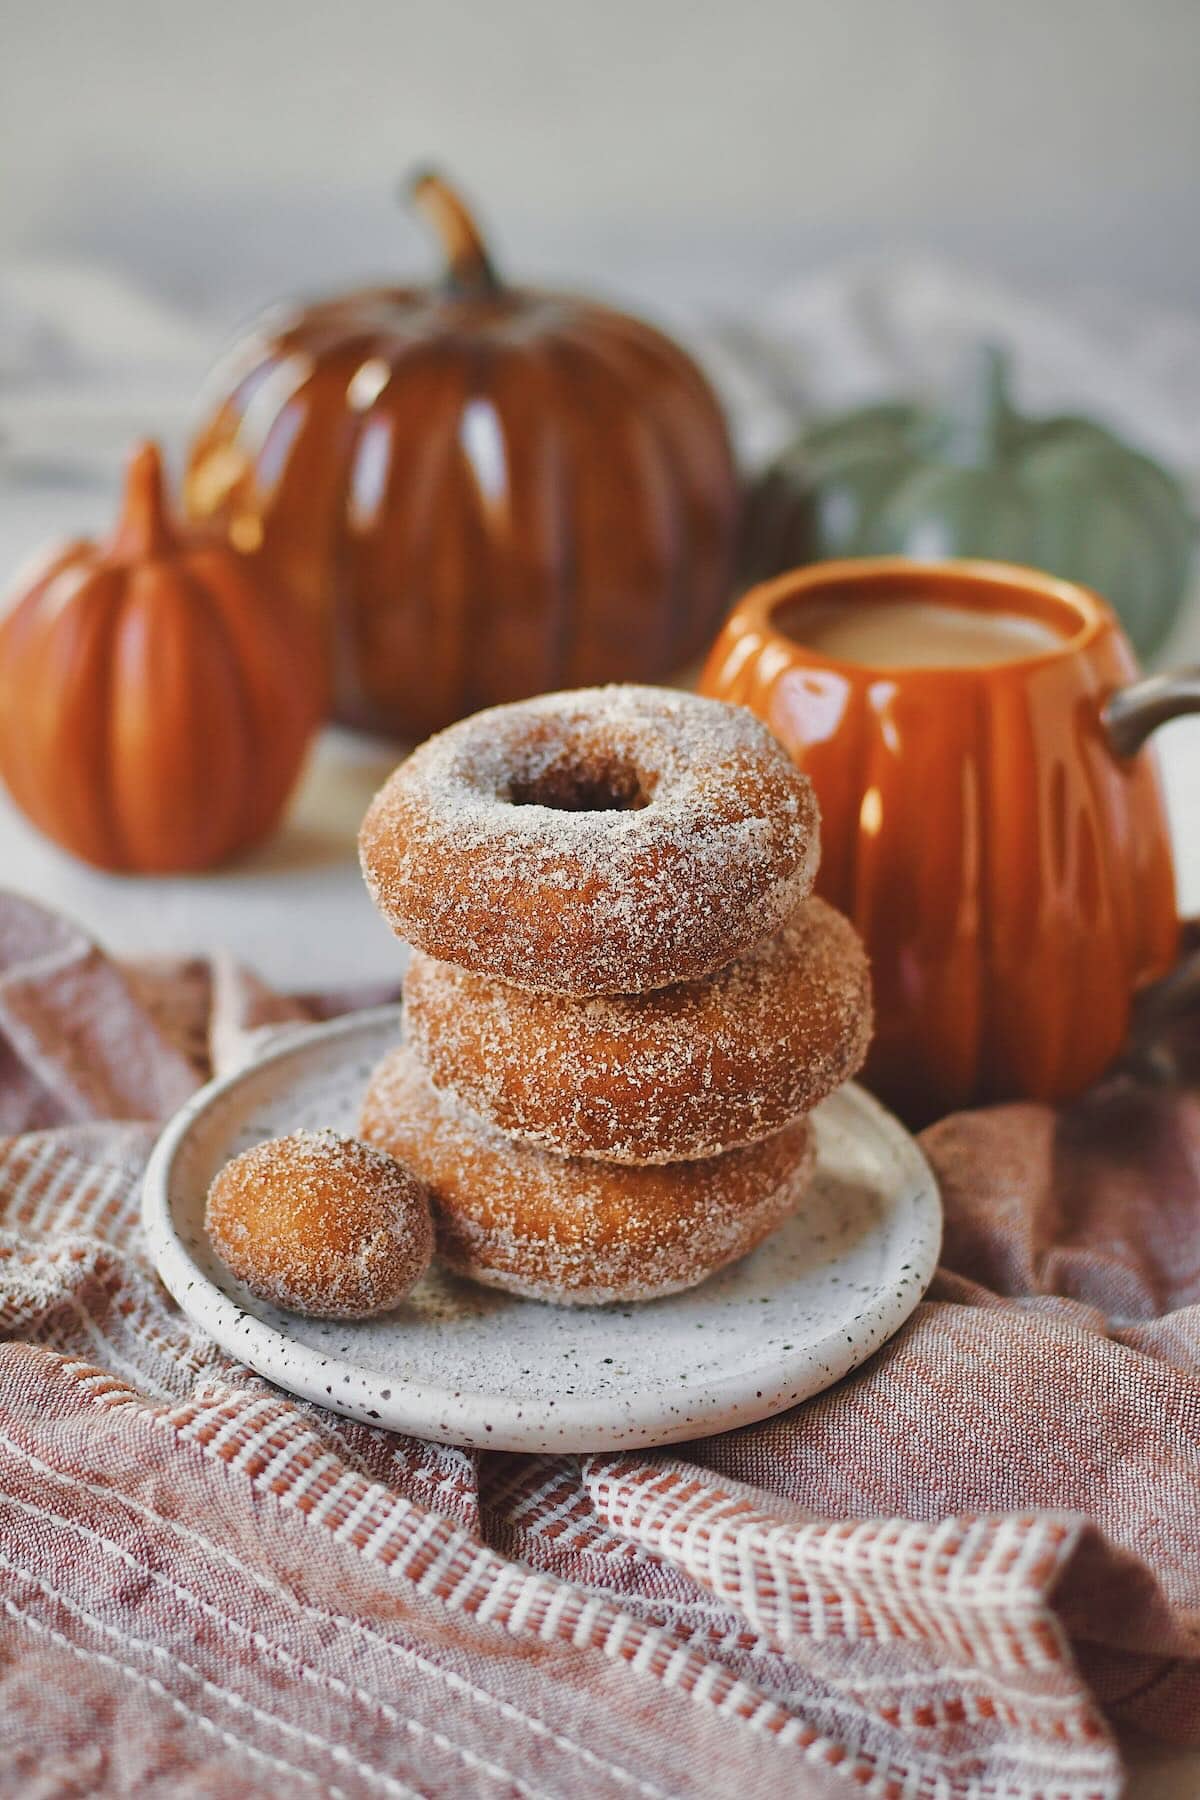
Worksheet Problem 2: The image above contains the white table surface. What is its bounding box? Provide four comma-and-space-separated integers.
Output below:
0, 722, 406, 990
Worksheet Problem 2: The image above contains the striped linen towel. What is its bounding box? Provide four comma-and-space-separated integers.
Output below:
1, 890, 1197, 1799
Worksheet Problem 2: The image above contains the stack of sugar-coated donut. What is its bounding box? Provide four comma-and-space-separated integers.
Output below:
357, 685, 872, 1306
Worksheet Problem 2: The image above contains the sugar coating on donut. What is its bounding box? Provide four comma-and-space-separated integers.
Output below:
359, 685, 820, 995
205, 1129, 433, 1319
360, 1047, 816, 1306
404, 896, 872, 1164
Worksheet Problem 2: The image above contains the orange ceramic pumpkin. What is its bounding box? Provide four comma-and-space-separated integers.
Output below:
701, 559, 1181, 1122
0, 443, 323, 874
184, 171, 739, 739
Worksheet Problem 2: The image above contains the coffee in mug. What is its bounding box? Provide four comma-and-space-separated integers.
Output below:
779, 594, 1065, 669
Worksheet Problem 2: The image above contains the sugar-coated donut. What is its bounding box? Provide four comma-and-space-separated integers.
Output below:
403, 897, 872, 1165
205, 1129, 433, 1319
359, 685, 819, 996
360, 1047, 816, 1306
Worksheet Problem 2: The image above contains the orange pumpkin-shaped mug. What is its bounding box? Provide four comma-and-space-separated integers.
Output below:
700, 558, 1200, 1122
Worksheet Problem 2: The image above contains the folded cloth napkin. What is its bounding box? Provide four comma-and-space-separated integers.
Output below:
1, 891, 1197, 1799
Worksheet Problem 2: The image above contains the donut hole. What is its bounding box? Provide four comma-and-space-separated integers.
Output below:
508, 754, 651, 813
205, 1129, 433, 1319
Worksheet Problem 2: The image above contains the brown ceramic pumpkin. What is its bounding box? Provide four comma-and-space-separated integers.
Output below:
0, 442, 323, 873
184, 171, 740, 739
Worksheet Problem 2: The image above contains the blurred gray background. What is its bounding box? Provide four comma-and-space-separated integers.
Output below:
4, 0, 1199, 319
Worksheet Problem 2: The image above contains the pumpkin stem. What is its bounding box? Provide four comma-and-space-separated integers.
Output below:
941, 343, 1012, 467
406, 168, 500, 298
112, 442, 175, 558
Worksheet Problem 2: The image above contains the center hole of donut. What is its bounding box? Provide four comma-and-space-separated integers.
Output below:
508, 758, 650, 813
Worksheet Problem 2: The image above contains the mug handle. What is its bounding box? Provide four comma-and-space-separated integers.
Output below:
1103, 668, 1200, 1071
1103, 668, 1200, 757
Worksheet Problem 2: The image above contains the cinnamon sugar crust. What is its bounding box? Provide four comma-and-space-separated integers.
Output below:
404, 896, 872, 1164
205, 1129, 433, 1319
360, 1047, 817, 1306
358, 686, 820, 996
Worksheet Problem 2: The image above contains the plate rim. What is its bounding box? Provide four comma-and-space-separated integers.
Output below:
142, 1004, 942, 1452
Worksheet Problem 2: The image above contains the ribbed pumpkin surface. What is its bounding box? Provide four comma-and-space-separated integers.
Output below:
185, 175, 738, 739
701, 561, 1180, 1120
0, 444, 323, 874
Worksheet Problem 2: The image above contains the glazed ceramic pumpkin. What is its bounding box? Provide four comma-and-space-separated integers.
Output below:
745, 347, 1194, 660
185, 171, 739, 739
701, 558, 1183, 1122
0, 443, 323, 873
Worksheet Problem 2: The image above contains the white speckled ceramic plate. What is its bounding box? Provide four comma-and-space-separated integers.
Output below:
142, 1006, 941, 1452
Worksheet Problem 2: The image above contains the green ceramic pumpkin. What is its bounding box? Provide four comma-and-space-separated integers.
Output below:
745, 346, 1195, 659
